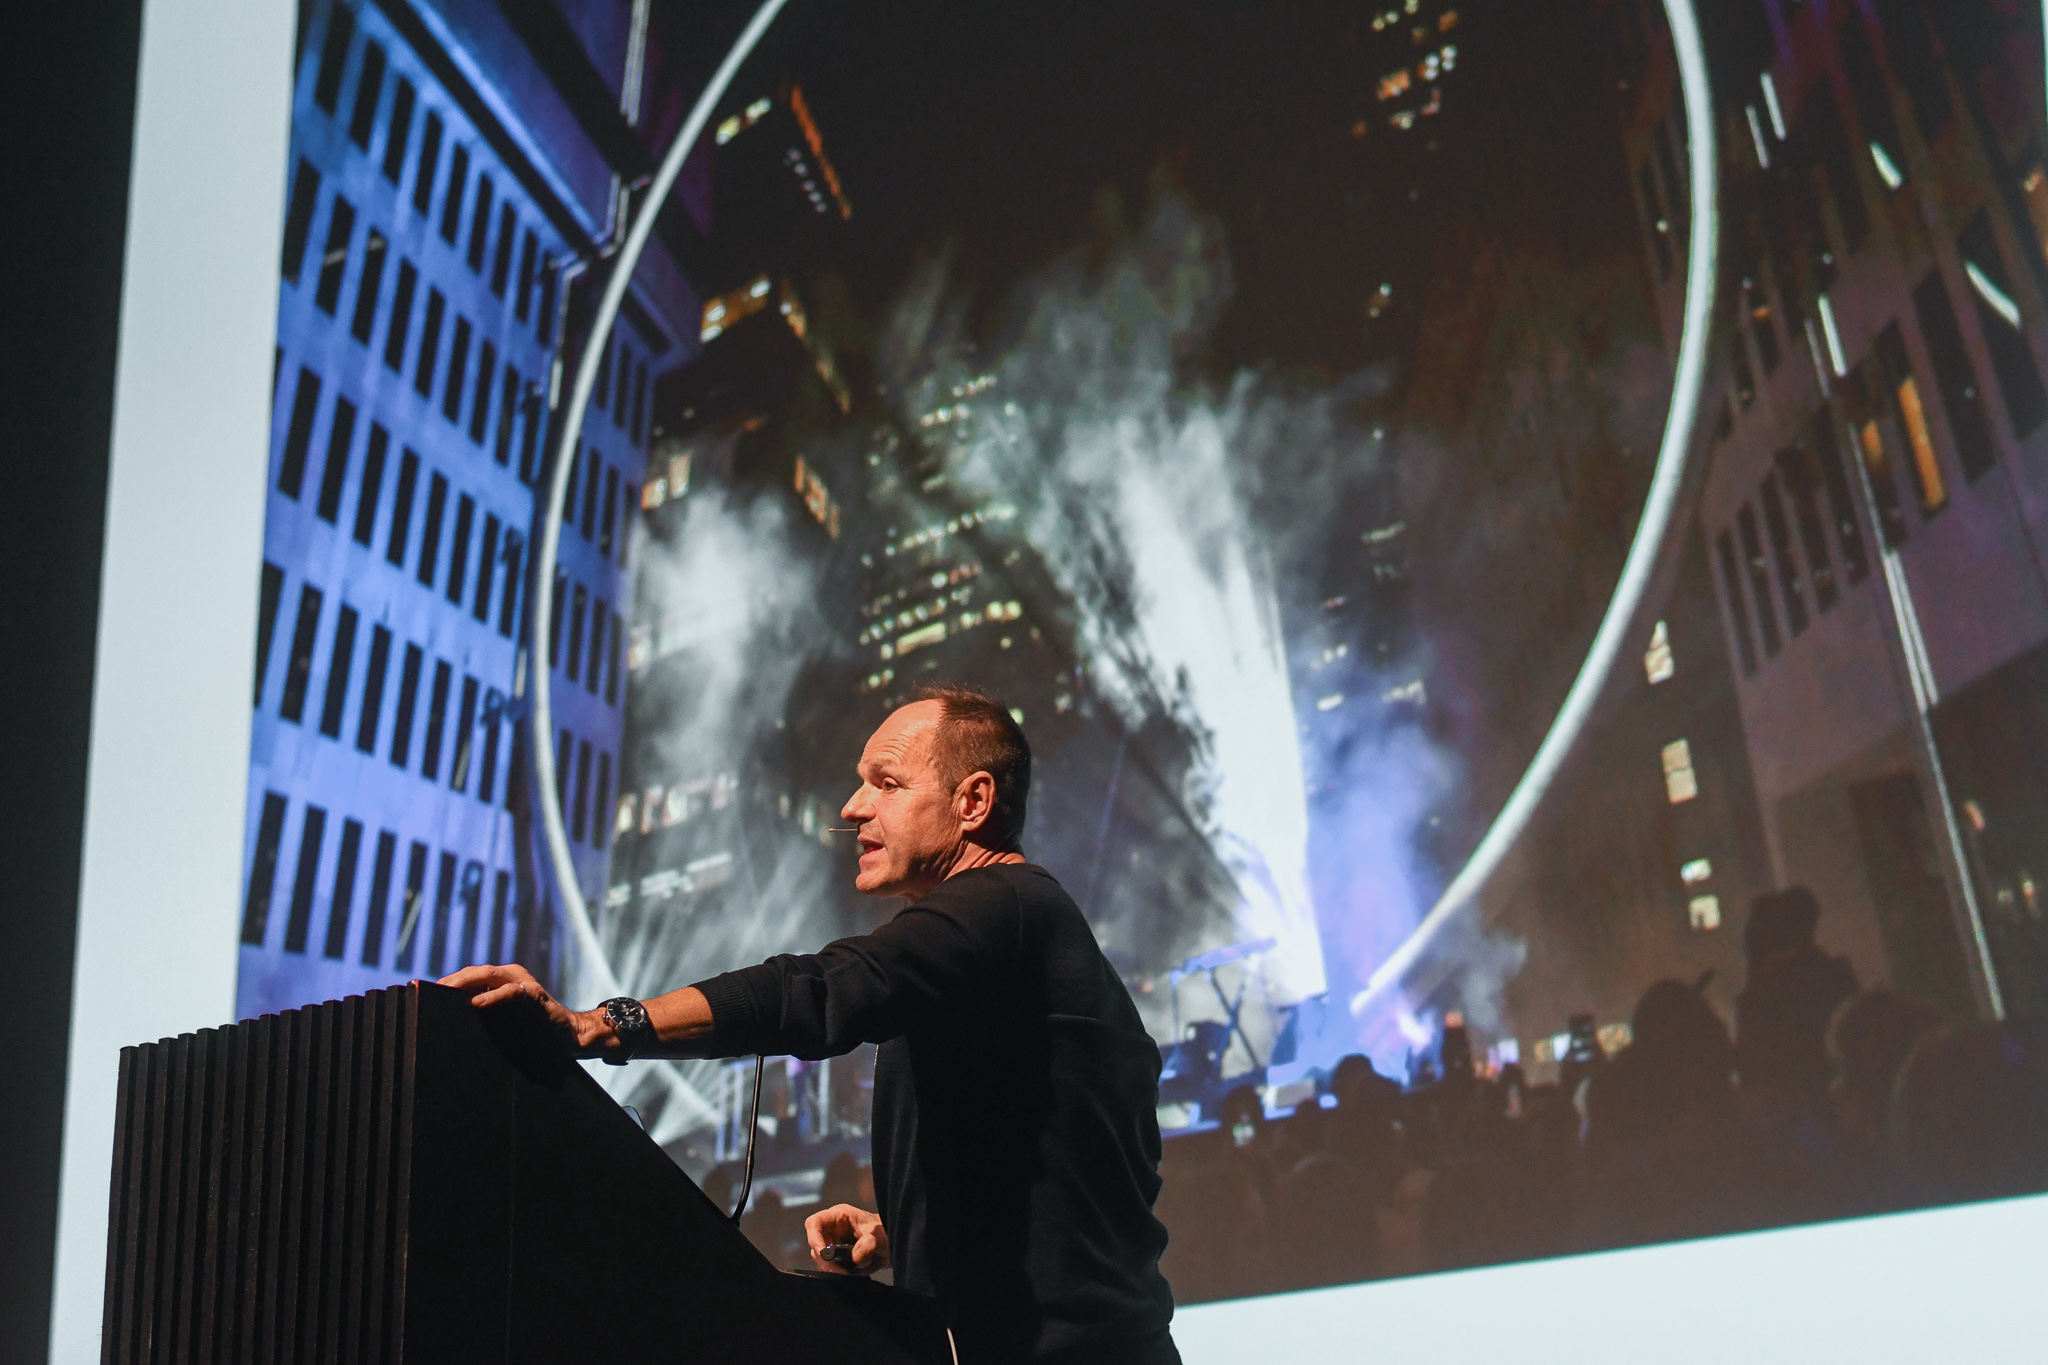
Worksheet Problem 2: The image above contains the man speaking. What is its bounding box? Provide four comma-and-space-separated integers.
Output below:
442, 684, 1180, 1364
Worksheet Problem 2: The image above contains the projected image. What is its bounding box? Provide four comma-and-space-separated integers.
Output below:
244, 0, 2048, 1306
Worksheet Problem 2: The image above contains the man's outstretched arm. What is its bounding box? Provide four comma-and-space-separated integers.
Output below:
437, 962, 718, 1060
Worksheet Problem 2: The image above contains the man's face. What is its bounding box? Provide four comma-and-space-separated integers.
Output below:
841, 701, 963, 900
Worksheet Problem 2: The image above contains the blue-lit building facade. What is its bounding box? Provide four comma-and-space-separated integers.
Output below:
239, 0, 708, 1018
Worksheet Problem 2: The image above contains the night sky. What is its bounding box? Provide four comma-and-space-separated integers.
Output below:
710, 0, 1647, 386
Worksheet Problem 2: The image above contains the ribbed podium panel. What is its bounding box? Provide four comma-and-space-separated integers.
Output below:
103, 989, 414, 1365
101, 983, 948, 1365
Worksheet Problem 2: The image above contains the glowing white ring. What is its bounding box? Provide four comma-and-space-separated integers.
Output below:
530, 0, 1717, 1057
529, 0, 790, 1122
1350, 0, 1719, 1020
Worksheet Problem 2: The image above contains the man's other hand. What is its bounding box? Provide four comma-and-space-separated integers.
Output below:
437, 963, 611, 1058
805, 1204, 889, 1276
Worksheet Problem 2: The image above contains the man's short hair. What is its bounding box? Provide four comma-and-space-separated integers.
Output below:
914, 682, 1031, 849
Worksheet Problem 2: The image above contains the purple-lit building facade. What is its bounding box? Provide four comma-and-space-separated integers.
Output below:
1615, 0, 2048, 1021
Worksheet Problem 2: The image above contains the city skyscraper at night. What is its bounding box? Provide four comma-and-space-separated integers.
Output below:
1609, 0, 2048, 1022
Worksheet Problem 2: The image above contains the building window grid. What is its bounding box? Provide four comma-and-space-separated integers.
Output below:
262, 19, 633, 986
1955, 213, 2048, 445
446, 492, 475, 605
362, 830, 396, 966
468, 174, 494, 272
421, 659, 453, 780
387, 447, 419, 566
282, 804, 327, 955
1758, 473, 1810, 638
319, 604, 360, 738
440, 143, 470, 244
1715, 531, 1760, 677
314, 195, 356, 315
413, 110, 443, 216
350, 229, 388, 343
414, 287, 445, 396
281, 160, 321, 284
255, 562, 285, 705
325, 817, 364, 960
315, 394, 357, 523
279, 584, 324, 723
442, 315, 472, 421
491, 203, 517, 296
278, 368, 322, 499
312, 7, 354, 114
451, 676, 480, 792
418, 470, 449, 588
567, 583, 588, 681
429, 852, 457, 977
471, 341, 496, 443
475, 514, 501, 622
241, 791, 289, 946
357, 623, 392, 753
394, 841, 428, 972
347, 42, 386, 150
384, 259, 418, 372
381, 78, 416, 185
390, 642, 423, 767
1736, 503, 1784, 658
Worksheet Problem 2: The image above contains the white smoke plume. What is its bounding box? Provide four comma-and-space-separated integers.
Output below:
597, 486, 850, 1143
888, 192, 1507, 1053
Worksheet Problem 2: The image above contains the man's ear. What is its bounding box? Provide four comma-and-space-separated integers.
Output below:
955, 770, 996, 833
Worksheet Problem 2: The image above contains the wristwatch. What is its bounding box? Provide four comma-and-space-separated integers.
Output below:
597, 996, 652, 1065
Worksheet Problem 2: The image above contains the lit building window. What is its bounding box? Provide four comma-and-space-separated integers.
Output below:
1894, 375, 1948, 513
787, 84, 852, 218
896, 621, 947, 656
1965, 260, 2023, 331
1689, 896, 1722, 931
714, 95, 774, 145
1378, 69, 1412, 102
1381, 679, 1426, 705
1661, 738, 1698, 803
2018, 165, 2048, 265
1680, 858, 1712, 885
1760, 72, 1787, 141
615, 794, 637, 835
1438, 9, 1458, 31
793, 456, 841, 538
700, 275, 773, 340
1644, 619, 1674, 683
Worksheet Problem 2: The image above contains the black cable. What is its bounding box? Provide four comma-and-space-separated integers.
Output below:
730, 1054, 765, 1224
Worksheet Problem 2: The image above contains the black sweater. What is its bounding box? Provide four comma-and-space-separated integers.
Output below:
690, 863, 1176, 1363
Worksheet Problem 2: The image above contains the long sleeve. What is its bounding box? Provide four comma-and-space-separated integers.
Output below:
686, 874, 1020, 1059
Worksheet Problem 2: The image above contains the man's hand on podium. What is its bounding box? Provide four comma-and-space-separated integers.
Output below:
806, 1204, 889, 1276
438, 962, 614, 1058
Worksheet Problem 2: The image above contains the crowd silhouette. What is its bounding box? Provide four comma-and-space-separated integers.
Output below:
1154, 887, 2048, 1302
725, 886, 2048, 1301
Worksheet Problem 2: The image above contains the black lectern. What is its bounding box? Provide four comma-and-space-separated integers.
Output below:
102, 983, 950, 1363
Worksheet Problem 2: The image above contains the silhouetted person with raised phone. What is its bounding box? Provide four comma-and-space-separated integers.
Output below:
442, 684, 1179, 1365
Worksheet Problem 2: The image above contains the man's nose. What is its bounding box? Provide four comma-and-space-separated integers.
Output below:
841, 788, 870, 822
